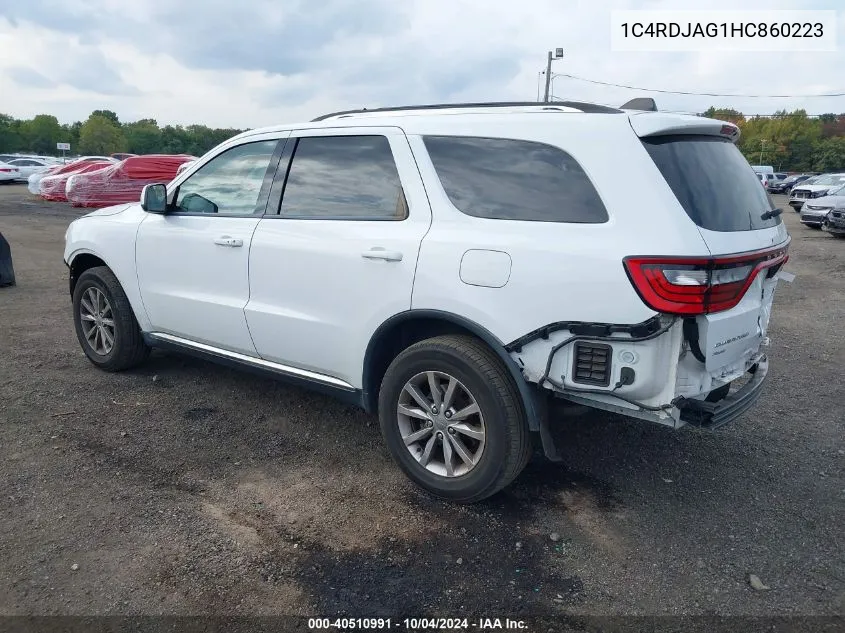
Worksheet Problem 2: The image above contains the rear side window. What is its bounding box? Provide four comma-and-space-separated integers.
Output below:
280, 135, 407, 220
422, 136, 608, 223
642, 135, 781, 232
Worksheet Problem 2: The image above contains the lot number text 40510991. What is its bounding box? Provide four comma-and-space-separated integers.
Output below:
308, 617, 529, 630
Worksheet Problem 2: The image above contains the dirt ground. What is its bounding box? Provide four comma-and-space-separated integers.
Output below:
0, 183, 843, 626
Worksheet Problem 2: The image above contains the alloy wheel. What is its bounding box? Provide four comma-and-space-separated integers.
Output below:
79, 287, 115, 356
397, 371, 486, 478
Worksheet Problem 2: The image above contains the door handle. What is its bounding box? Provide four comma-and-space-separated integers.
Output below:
361, 247, 403, 262
214, 236, 243, 247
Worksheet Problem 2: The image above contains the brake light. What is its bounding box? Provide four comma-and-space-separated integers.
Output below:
0, 168, 16, 173
623, 242, 790, 315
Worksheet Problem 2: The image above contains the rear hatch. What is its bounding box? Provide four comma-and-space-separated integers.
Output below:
626, 114, 790, 378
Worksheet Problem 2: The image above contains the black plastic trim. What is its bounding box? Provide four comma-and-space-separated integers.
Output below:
143, 334, 365, 408
571, 341, 612, 386
679, 357, 768, 430
682, 318, 707, 363
362, 310, 542, 431
506, 315, 662, 352
264, 137, 296, 215
311, 101, 622, 121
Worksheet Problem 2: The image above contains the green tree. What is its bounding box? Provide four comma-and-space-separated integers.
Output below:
702, 107, 745, 125
0, 114, 24, 152
78, 114, 127, 154
812, 137, 845, 172
124, 118, 162, 154
62, 121, 82, 151
24, 114, 63, 154
91, 109, 120, 126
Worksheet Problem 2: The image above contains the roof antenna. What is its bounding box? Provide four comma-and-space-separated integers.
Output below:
620, 97, 657, 111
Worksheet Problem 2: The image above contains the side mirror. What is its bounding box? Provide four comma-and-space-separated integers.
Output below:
141, 183, 167, 213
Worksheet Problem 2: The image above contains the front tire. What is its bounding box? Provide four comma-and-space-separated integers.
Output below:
72, 266, 150, 371
378, 335, 532, 503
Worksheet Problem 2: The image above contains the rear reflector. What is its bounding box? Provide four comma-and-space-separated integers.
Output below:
623, 241, 790, 315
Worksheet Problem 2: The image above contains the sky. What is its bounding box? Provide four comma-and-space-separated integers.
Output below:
1, 0, 843, 129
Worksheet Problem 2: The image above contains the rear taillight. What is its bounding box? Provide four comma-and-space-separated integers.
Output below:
623, 242, 790, 315
0, 168, 16, 173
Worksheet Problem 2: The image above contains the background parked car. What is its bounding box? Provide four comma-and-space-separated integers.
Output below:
789, 173, 845, 211
28, 165, 63, 194
39, 161, 112, 201
66, 154, 197, 207
821, 208, 845, 237
769, 174, 812, 194
0, 161, 22, 183
801, 183, 845, 229
176, 160, 195, 176
4, 157, 53, 181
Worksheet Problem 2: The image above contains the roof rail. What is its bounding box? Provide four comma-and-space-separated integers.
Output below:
311, 100, 622, 121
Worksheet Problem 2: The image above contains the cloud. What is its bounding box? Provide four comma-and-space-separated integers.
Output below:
58, 48, 141, 96
6, 66, 56, 89
0, 0, 843, 128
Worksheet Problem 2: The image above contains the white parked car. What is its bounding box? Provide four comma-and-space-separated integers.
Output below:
789, 173, 845, 210
5, 157, 53, 180
63, 101, 791, 502
0, 161, 22, 182
800, 183, 845, 228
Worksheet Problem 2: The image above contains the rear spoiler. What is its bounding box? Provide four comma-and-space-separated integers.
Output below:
627, 112, 741, 143
619, 97, 741, 142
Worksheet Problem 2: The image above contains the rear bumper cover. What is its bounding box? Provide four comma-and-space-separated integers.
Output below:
678, 356, 768, 430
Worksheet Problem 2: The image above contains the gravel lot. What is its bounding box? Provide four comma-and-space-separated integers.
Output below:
0, 183, 843, 624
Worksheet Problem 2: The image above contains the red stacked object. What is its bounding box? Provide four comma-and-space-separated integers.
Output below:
40, 162, 112, 202
66, 154, 197, 208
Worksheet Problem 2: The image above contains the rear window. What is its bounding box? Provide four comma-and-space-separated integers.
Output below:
422, 136, 608, 223
643, 135, 781, 232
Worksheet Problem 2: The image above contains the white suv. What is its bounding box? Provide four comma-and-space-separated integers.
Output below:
63, 101, 791, 503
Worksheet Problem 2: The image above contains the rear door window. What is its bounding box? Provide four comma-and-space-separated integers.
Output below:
642, 135, 781, 232
422, 136, 608, 223
279, 135, 407, 220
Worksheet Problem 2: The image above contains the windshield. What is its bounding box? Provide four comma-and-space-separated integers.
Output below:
811, 174, 845, 186
642, 134, 781, 232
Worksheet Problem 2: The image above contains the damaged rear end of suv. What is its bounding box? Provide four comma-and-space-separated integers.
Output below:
505, 110, 790, 446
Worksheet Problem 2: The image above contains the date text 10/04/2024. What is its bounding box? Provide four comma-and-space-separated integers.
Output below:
308, 618, 529, 630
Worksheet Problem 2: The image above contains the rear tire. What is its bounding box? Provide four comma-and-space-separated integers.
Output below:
378, 335, 531, 503
72, 266, 150, 371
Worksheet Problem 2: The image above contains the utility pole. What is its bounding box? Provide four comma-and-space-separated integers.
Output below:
543, 51, 553, 103
542, 48, 564, 102
760, 139, 768, 165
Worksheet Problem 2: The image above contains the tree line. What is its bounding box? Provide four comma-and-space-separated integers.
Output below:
0, 110, 244, 158
2, 107, 844, 172
703, 107, 844, 172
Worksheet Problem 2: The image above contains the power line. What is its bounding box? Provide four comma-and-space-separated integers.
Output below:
551, 73, 845, 98
548, 95, 838, 118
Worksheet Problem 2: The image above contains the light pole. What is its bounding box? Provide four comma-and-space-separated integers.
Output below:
542, 48, 564, 102
760, 139, 768, 165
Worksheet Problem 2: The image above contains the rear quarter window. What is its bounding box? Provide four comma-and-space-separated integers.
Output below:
422, 135, 608, 223
642, 135, 781, 232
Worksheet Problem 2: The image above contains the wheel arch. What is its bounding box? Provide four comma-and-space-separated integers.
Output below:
362, 310, 541, 431
68, 249, 110, 296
